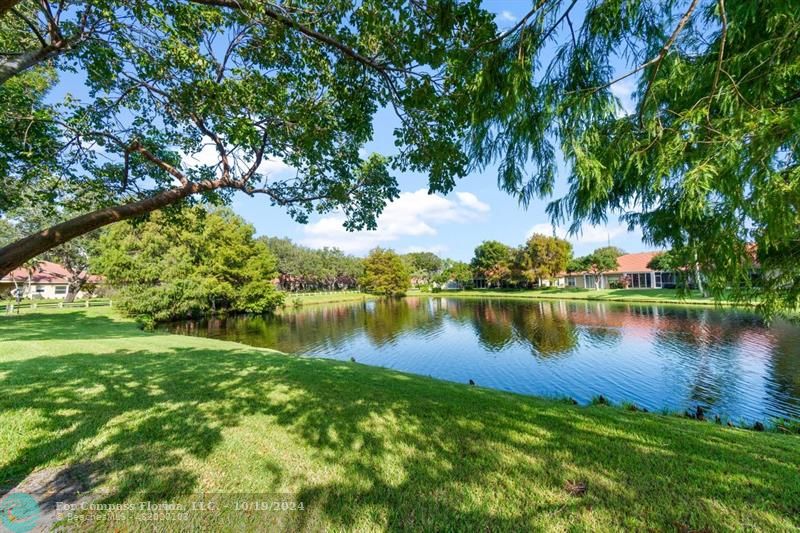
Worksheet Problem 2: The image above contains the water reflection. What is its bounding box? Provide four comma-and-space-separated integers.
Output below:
163, 297, 800, 422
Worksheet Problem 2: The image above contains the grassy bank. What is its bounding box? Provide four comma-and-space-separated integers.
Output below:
284, 291, 375, 306
433, 287, 745, 307
1, 310, 798, 531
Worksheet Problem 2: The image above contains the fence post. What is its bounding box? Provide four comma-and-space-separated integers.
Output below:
85, 300, 90, 308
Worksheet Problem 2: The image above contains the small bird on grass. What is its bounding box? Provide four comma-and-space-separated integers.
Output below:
564, 480, 588, 497
468, 379, 475, 386
350, 357, 356, 362
695, 405, 705, 421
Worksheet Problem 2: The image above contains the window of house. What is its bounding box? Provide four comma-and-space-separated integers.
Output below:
567, 277, 576, 287
657, 271, 676, 288
35, 286, 45, 293
629, 273, 652, 288
55, 286, 67, 295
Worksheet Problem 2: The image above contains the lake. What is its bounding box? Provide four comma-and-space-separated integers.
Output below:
162, 297, 800, 423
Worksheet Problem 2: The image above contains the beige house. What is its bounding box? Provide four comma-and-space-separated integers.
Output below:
560, 252, 677, 290
0, 261, 102, 300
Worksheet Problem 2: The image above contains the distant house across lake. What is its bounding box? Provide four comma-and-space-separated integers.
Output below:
0, 261, 102, 300
561, 252, 679, 290
465, 251, 682, 290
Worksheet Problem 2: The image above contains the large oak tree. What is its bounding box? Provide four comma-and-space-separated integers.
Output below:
0, 0, 498, 273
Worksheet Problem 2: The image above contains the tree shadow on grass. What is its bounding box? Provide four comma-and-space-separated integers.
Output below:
0, 344, 798, 530
0, 311, 139, 342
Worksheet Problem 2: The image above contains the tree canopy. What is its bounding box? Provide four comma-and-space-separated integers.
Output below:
359, 248, 410, 296
435, 259, 473, 287
93, 207, 282, 323
516, 233, 573, 283
647, 251, 681, 272
261, 237, 362, 292
0, 0, 498, 274
403, 252, 444, 285
471, 240, 514, 287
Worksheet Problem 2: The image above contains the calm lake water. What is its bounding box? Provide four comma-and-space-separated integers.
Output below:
163, 297, 800, 423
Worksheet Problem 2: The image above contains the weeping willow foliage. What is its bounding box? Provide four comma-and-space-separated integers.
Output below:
468, 0, 799, 316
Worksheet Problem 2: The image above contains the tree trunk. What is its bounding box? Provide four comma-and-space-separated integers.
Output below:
0, 181, 218, 278
10, 275, 22, 301
693, 251, 705, 296
65, 277, 86, 303
0, 45, 63, 85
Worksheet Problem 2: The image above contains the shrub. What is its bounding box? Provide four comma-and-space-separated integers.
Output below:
94, 207, 284, 322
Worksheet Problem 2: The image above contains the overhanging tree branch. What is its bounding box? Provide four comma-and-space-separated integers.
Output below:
638, 0, 700, 125
0, 180, 220, 277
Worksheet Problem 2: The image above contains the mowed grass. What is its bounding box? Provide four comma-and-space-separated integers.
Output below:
286, 291, 376, 306
438, 288, 741, 307
1, 310, 798, 531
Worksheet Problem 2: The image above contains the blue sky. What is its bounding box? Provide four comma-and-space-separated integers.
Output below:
231, 2, 650, 261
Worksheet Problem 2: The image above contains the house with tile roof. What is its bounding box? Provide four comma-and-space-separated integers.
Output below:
0, 261, 103, 300
559, 251, 680, 290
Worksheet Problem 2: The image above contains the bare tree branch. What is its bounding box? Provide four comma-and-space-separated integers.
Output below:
638, 0, 700, 125
710, 0, 727, 98
10, 7, 47, 47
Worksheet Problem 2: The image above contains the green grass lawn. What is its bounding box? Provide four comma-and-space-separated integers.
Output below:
436, 287, 744, 307
1, 309, 798, 530
284, 291, 376, 306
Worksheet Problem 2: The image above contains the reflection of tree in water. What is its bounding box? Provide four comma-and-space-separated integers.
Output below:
360, 297, 446, 346
458, 299, 578, 356
465, 300, 514, 352
170, 298, 452, 353
509, 301, 579, 357
581, 326, 623, 348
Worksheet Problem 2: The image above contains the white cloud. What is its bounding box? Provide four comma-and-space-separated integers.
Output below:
454, 191, 490, 213
183, 138, 294, 177
498, 10, 517, 22
301, 189, 489, 253
258, 157, 293, 176
184, 142, 219, 169
527, 222, 632, 246
610, 78, 636, 117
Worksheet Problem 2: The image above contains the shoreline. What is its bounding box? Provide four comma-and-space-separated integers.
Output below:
415, 288, 755, 309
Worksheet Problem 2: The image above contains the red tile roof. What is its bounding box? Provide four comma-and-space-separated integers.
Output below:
561, 251, 663, 276
0, 261, 103, 284
612, 252, 660, 274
